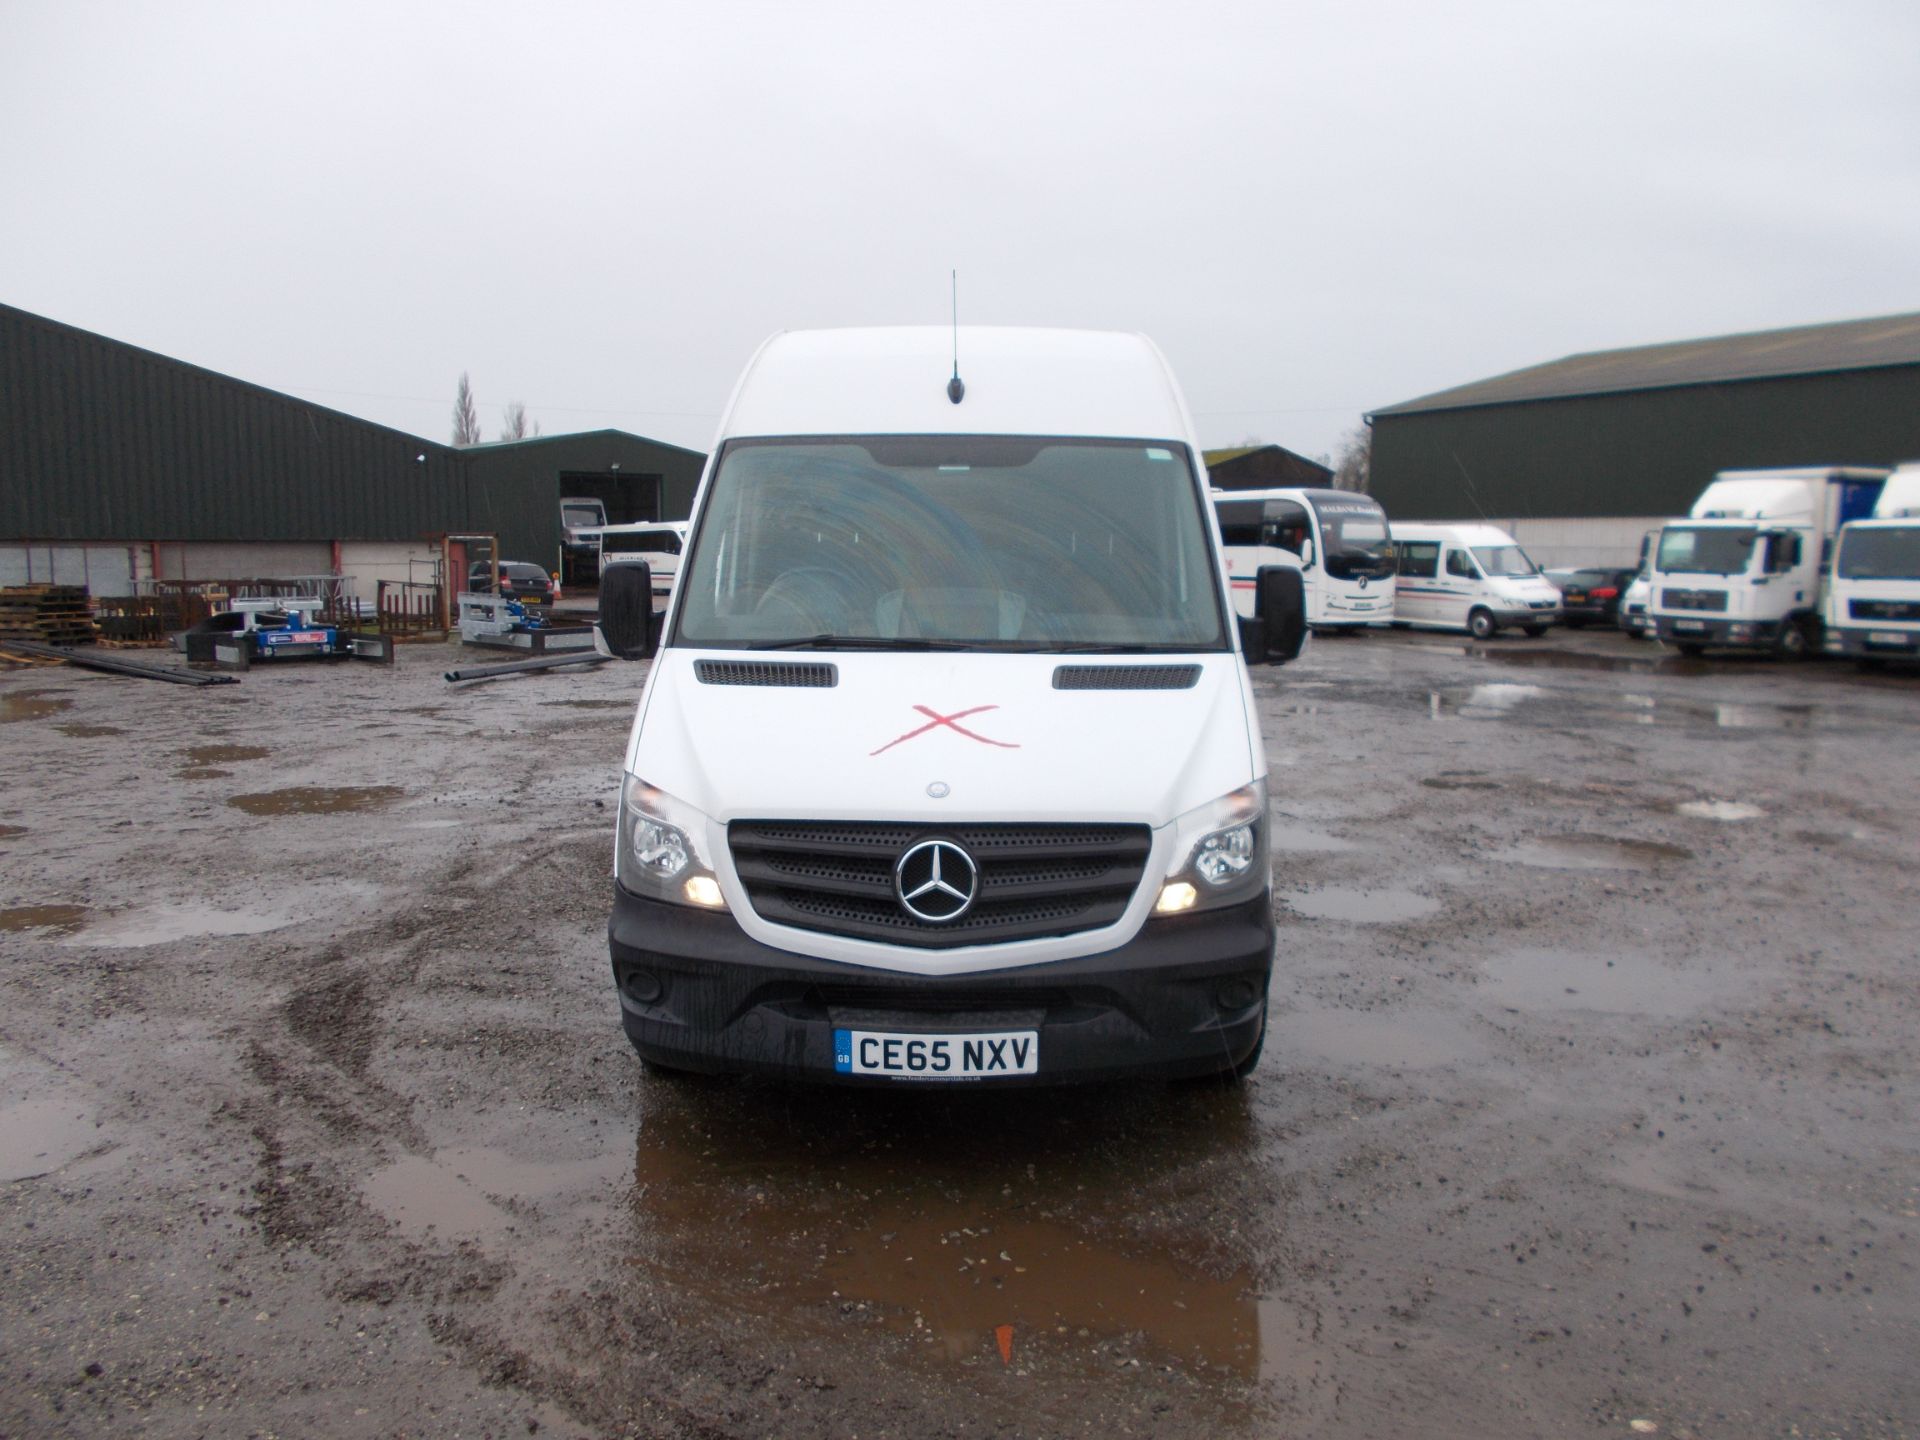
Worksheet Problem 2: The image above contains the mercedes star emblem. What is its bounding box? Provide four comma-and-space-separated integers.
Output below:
894, 838, 979, 924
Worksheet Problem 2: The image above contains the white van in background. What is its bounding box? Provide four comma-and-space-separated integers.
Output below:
604, 327, 1308, 1087
1390, 522, 1561, 638
1212, 487, 1396, 630
596, 520, 689, 607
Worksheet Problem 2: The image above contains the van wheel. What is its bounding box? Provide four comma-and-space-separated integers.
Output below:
1521, 623, 1548, 638
1467, 608, 1498, 640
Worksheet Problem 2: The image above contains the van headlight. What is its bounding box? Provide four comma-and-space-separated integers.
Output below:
1155, 781, 1269, 915
617, 776, 728, 910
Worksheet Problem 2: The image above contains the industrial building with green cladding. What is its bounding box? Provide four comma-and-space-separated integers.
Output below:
0, 301, 705, 597
1367, 311, 1920, 566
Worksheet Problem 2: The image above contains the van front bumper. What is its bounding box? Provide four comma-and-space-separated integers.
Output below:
607, 885, 1275, 1085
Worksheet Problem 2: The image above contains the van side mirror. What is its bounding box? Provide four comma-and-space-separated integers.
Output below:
598, 562, 657, 660
1237, 564, 1307, 666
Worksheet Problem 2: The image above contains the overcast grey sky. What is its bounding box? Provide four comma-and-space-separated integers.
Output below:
5, 0, 1917, 462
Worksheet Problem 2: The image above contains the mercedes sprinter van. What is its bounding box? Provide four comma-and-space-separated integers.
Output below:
605, 327, 1304, 1085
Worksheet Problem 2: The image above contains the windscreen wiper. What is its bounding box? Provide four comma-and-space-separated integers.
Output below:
1038, 642, 1213, 654
746, 634, 976, 651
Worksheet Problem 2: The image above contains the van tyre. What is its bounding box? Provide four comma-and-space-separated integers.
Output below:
1521, 623, 1548, 638
1773, 618, 1812, 662
1468, 608, 1498, 640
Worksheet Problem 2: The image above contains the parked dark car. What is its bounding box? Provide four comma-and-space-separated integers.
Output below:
1545, 566, 1636, 627
468, 561, 558, 607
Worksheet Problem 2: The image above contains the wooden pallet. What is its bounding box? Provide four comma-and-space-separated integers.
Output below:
0, 585, 97, 645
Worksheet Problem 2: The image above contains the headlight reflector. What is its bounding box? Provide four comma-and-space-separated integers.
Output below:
1157, 781, 1269, 913
618, 777, 727, 910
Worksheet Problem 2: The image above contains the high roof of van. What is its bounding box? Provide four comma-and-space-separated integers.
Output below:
719, 327, 1196, 445
1384, 522, 1522, 547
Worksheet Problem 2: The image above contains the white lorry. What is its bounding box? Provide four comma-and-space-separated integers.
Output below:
1650, 467, 1888, 658
604, 327, 1307, 1086
1822, 462, 1920, 663
1212, 487, 1396, 630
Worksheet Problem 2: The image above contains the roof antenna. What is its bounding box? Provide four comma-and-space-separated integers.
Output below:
947, 269, 965, 404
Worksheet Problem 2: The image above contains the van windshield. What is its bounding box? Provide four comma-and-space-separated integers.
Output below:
1471, 545, 1540, 578
562, 504, 602, 528
673, 437, 1228, 651
1658, 525, 1755, 576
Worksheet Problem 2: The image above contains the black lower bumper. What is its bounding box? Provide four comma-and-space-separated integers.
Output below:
607, 885, 1275, 1086
1826, 626, 1920, 657
1654, 616, 1776, 647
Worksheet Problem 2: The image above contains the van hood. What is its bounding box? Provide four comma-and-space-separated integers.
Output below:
1493, 575, 1560, 601
624, 650, 1258, 828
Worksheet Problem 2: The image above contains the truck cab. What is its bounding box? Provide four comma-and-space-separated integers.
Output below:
1651, 468, 1887, 658
1822, 462, 1920, 663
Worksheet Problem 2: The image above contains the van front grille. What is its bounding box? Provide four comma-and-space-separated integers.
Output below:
728, 820, 1151, 949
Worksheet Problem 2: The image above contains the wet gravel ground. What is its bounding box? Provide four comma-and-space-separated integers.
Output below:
1, 629, 1916, 1439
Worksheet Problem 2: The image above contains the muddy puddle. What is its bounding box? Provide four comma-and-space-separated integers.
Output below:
0, 691, 73, 723
0, 904, 88, 936
1427, 683, 1547, 719
1266, 810, 1362, 853
229, 785, 403, 816
1495, 835, 1692, 871
0, 825, 25, 841
1677, 799, 1765, 822
185, 744, 270, 765
73, 903, 299, 948
0, 1094, 101, 1181
540, 699, 631, 710
1421, 772, 1501, 791
1268, 1007, 1486, 1070
1476, 949, 1724, 1017
1472, 646, 1703, 676
1280, 887, 1439, 923
621, 1087, 1320, 1386
362, 1146, 629, 1240
55, 723, 124, 738
1423, 680, 1824, 732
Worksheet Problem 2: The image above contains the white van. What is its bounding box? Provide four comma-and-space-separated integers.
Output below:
1389, 522, 1561, 638
605, 327, 1306, 1086
1212, 487, 1396, 629
596, 520, 689, 606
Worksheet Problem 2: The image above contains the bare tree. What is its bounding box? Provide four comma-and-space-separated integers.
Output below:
500, 400, 532, 442
1333, 421, 1372, 492
452, 373, 481, 447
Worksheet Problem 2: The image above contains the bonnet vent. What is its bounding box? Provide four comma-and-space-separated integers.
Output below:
694, 660, 839, 688
1052, 664, 1202, 691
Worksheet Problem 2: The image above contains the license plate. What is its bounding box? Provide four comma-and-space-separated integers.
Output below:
1565, 591, 1587, 603
1673, 619, 1706, 632
1868, 631, 1913, 646
833, 1028, 1038, 1079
